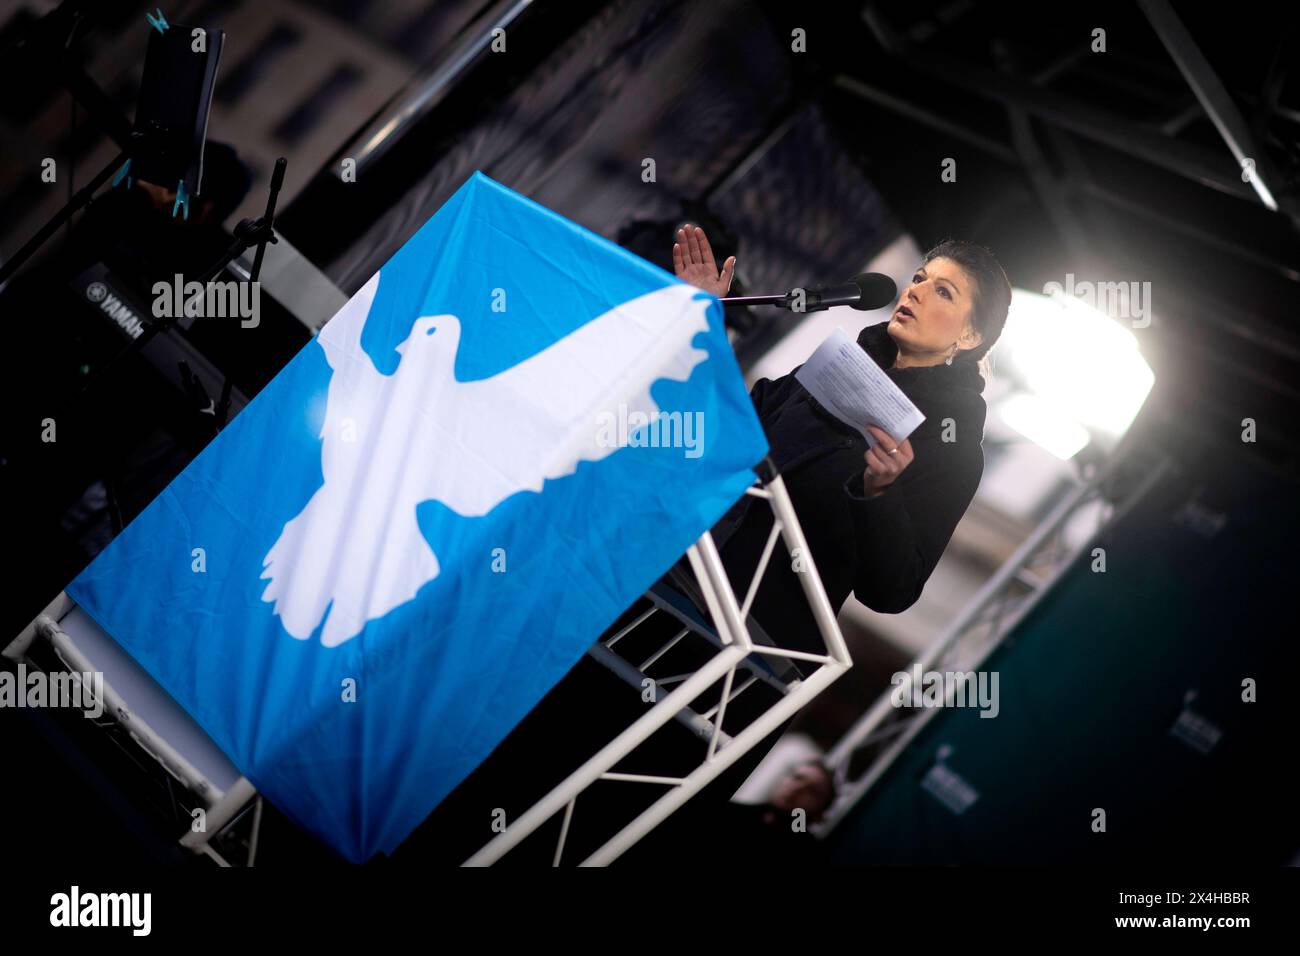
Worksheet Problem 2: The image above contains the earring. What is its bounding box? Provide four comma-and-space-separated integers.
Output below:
945, 343, 957, 365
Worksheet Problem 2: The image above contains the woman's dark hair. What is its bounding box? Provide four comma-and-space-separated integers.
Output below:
921, 239, 1012, 376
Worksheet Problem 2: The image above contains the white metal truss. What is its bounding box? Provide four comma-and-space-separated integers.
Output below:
4, 593, 264, 866
818, 445, 1177, 836
7, 463, 849, 868
464, 467, 853, 866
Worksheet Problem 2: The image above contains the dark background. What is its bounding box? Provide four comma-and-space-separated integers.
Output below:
0, 0, 1296, 866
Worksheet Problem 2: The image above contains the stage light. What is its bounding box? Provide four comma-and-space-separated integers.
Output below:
996, 288, 1155, 446
996, 391, 1091, 461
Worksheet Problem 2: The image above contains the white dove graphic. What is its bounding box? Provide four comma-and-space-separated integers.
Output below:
259, 271, 714, 647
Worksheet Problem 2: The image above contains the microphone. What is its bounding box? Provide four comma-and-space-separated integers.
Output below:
791, 273, 897, 312
721, 272, 897, 314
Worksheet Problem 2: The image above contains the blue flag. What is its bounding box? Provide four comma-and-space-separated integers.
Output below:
67, 171, 769, 862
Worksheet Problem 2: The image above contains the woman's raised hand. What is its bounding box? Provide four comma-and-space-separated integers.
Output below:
672, 223, 736, 297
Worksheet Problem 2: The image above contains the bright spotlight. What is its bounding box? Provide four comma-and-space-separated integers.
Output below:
996, 288, 1155, 445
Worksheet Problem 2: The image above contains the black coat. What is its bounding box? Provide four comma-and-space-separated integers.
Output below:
706, 321, 988, 658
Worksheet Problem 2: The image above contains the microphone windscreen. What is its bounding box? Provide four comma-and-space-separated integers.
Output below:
851, 273, 898, 311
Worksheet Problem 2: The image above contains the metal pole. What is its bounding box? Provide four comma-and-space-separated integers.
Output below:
581, 659, 848, 866
822, 452, 1175, 831
462, 642, 751, 865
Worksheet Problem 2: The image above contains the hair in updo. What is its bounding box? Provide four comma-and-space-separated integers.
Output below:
922, 239, 1011, 378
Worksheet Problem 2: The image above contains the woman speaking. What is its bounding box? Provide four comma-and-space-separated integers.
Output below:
672, 224, 1012, 657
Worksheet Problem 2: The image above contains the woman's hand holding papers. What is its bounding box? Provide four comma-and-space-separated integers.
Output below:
862, 424, 913, 498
